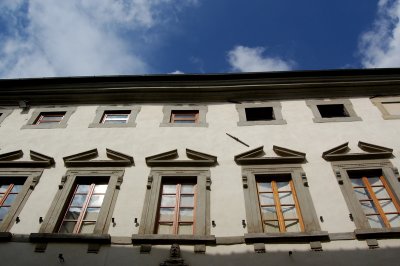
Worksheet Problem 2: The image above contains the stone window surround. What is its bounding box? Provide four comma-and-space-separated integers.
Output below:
0, 109, 13, 126
160, 105, 208, 127
134, 168, 212, 250
371, 96, 400, 120
331, 160, 400, 239
21, 107, 76, 129
236, 102, 287, 126
0, 169, 43, 233
32, 168, 124, 252
89, 106, 141, 128
306, 99, 361, 123
241, 165, 327, 251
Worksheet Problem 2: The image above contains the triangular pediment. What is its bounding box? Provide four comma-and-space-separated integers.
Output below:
322, 141, 393, 161
63, 148, 134, 167
234, 146, 306, 165
0, 150, 54, 167
146, 149, 217, 167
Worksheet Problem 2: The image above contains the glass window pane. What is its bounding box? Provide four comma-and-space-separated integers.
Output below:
367, 215, 385, 228
59, 221, 76, 233
261, 207, 277, 220
178, 224, 193, 235
369, 177, 383, 186
80, 221, 96, 233
257, 182, 272, 192
360, 201, 378, 215
279, 192, 294, 204
285, 220, 301, 232
104, 120, 128, 124
157, 223, 173, 234
161, 195, 176, 207
353, 187, 370, 200
162, 185, 176, 194
387, 214, 400, 227
94, 184, 108, 194
76, 185, 90, 194
0, 185, 9, 193
380, 200, 397, 213
264, 221, 280, 233
179, 208, 193, 222
159, 208, 175, 221
181, 184, 194, 194
3, 194, 17, 205
106, 114, 129, 119
373, 187, 390, 199
0, 207, 10, 221
259, 193, 274, 205
282, 205, 298, 219
11, 185, 23, 193
88, 195, 105, 207
65, 207, 81, 220
180, 195, 194, 207
71, 195, 87, 207
276, 181, 290, 191
350, 178, 364, 187
84, 208, 100, 220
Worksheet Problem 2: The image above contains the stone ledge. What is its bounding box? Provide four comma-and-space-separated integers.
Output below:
354, 228, 400, 239
30, 233, 111, 244
244, 231, 329, 244
132, 234, 216, 245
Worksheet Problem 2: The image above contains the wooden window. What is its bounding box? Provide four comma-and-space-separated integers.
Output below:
58, 178, 109, 234
349, 171, 400, 228
170, 110, 199, 124
35, 112, 66, 125
156, 180, 196, 235
101, 111, 130, 124
0, 177, 26, 223
256, 175, 304, 233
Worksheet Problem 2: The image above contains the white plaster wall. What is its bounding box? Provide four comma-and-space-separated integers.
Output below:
1, 98, 400, 265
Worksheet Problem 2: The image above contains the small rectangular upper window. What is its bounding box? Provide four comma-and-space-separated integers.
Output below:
317, 104, 349, 118
170, 110, 199, 124
245, 107, 274, 121
101, 111, 131, 124
34, 112, 66, 125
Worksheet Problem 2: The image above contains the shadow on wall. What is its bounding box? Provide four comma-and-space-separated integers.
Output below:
1, 242, 400, 266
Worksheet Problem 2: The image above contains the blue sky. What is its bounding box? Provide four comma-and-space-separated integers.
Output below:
0, 0, 399, 78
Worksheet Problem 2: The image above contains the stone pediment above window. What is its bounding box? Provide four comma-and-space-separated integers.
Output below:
322, 141, 393, 161
234, 146, 306, 165
0, 150, 54, 167
63, 148, 134, 167
145, 149, 217, 167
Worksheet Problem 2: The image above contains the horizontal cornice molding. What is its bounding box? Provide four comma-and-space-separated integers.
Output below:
1, 68, 400, 105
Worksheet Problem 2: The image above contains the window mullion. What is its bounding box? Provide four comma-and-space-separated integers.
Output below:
290, 180, 305, 231
362, 177, 390, 228
174, 184, 181, 234
74, 183, 95, 233
380, 175, 400, 213
272, 181, 286, 232
0, 184, 13, 206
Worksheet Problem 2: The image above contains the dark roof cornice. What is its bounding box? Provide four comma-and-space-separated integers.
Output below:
1, 68, 400, 105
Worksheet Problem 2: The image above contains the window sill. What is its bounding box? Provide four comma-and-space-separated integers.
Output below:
30, 233, 111, 244
237, 120, 287, 126
354, 228, 400, 239
0, 232, 12, 242
159, 122, 208, 128
313, 117, 361, 123
244, 231, 329, 243
132, 234, 216, 245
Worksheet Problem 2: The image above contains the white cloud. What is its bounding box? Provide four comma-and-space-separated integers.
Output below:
227, 45, 294, 72
360, 0, 400, 68
170, 70, 184, 74
0, 0, 197, 78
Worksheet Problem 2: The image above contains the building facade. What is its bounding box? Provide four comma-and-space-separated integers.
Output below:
0, 69, 400, 265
